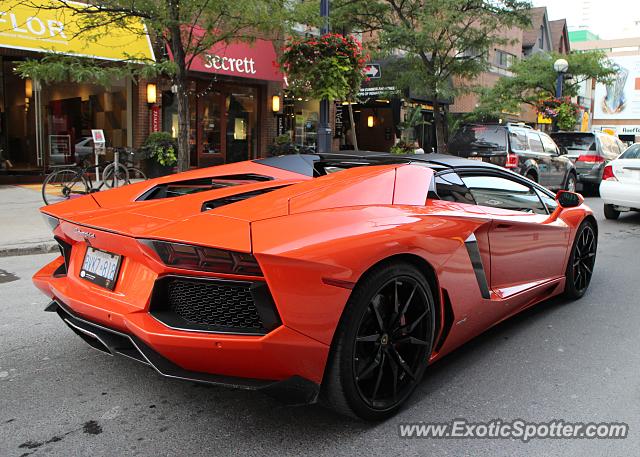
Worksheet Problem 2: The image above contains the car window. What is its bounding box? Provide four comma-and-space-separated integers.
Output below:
539, 133, 558, 154
620, 144, 640, 159
509, 130, 529, 152
460, 174, 548, 215
434, 172, 476, 205
550, 133, 596, 152
536, 189, 558, 213
526, 132, 544, 153
449, 125, 507, 154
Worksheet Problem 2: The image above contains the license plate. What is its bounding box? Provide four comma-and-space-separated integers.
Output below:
80, 247, 122, 290
468, 156, 483, 161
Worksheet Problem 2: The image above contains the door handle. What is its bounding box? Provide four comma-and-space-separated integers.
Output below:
495, 223, 511, 230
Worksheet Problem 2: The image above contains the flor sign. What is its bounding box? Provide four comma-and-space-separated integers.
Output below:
0, 0, 155, 61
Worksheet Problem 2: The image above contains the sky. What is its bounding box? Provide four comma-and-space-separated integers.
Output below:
532, 0, 640, 39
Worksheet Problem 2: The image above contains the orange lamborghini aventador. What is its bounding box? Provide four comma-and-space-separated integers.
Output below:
33, 152, 598, 420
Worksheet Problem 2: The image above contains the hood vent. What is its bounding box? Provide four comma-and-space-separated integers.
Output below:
201, 186, 288, 212
137, 174, 273, 201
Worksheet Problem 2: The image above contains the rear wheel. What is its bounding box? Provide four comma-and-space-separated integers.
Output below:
564, 220, 597, 299
127, 167, 147, 182
603, 204, 620, 220
42, 169, 89, 205
102, 162, 129, 188
322, 262, 436, 420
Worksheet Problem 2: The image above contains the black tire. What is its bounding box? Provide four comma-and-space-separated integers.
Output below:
564, 172, 577, 192
321, 262, 436, 420
603, 204, 620, 220
102, 162, 129, 188
525, 171, 537, 183
42, 169, 89, 205
564, 220, 597, 299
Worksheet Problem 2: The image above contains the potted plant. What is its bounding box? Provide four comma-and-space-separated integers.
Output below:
142, 132, 178, 177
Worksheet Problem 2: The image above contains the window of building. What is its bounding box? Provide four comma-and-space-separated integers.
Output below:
495, 50, 515, 68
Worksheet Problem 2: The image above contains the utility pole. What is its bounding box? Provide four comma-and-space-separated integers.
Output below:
317, 0, 332, 153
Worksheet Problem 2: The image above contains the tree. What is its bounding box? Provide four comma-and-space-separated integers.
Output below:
330, 0, 532, 152
473, 51, 616, 118
15, 0, 286, 171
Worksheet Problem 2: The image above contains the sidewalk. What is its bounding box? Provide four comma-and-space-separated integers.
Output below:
0, 185, 58, 257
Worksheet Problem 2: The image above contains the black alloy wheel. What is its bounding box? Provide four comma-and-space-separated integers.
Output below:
564, 221, 597, 299
322, 262, 435, 420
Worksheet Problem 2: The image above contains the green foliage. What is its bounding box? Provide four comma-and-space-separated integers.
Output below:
331, 0, 533, 101
556, 103, 579, 131
142, 132, 178, 166
474, 51, 616, 117
16, 54, 176, 86
280, 34, 368, 101
390, 139, 416, 154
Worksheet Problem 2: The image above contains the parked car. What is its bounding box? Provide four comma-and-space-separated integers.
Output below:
34, 152, 597, 420
449, 123, 576, 191
550, 131, 626, 191
599, 143, 640, 219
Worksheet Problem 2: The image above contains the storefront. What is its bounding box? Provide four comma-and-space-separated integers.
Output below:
161, 37, 284, 167
0, 0, 154, 177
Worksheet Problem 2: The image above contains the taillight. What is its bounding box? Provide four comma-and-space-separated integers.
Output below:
602, 165, 617, 181
140, 240, 263, 276
577, 154, 605, 163
505, 153, 518, 169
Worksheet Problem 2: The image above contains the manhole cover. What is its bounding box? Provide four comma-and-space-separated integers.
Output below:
0, 269, 19, 284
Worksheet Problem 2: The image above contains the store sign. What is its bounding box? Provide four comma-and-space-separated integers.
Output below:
150, 105, 161, 133
0, 0, 155, 61
334, 104, 344, 138
183, 28, 283, 81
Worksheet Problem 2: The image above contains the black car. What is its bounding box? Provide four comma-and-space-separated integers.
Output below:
448, 123, 577, 191
550, 131, 626, 191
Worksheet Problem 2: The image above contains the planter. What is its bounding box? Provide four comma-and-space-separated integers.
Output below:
144, 158, 175, 178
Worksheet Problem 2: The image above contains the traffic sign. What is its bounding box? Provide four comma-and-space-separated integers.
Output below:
364, 64, 381, 79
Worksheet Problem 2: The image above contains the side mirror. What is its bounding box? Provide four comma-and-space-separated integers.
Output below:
556, 190, 583, 208
559, 146, 568, 155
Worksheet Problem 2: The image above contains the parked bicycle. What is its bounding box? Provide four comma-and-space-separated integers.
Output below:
42, 148, 147, 205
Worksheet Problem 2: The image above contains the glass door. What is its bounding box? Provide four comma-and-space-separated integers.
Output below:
225, 86, 257, 163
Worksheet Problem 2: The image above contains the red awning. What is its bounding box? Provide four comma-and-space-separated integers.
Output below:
175, 31, 282, 82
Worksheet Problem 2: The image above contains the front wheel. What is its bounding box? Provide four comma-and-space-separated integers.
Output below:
564, 173, 577, 192
322, 262, 436, 420
42, 169, 89, 205
564, 220, 597, 299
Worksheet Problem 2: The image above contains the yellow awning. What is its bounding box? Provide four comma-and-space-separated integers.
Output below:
0, 0, 155, 61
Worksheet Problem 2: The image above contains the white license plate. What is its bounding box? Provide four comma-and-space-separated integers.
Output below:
80, 247, 122, 290
467, 156, 483, 161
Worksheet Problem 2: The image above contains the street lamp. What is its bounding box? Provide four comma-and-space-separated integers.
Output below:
553, 58, 569, 98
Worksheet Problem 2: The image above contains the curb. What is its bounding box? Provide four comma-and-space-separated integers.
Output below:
0, 242, 58, 258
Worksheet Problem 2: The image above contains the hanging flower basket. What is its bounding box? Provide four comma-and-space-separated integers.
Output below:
535, 97, 582, 131
279, 33, 368, 100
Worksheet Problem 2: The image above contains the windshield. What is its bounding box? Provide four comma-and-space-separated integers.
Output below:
449, 125, 507, 152
550, 133, 596, 151
620, 144, 640, 159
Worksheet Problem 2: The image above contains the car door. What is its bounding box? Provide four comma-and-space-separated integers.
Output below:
459, 171, 570, 295
540, 132, 566, 189
526, 131, 553, 187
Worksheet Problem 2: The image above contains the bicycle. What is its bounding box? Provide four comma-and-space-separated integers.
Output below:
42, 148, 147, 205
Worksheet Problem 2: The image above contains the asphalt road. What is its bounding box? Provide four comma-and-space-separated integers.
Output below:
1, 196, 639, 457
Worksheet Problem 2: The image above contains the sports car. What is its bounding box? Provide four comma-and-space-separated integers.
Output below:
33, 152, 598, 420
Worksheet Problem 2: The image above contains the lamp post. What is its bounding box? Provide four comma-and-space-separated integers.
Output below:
553, 58, 569, 132
553, 58, 569, 98
317, 0, 332, 153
